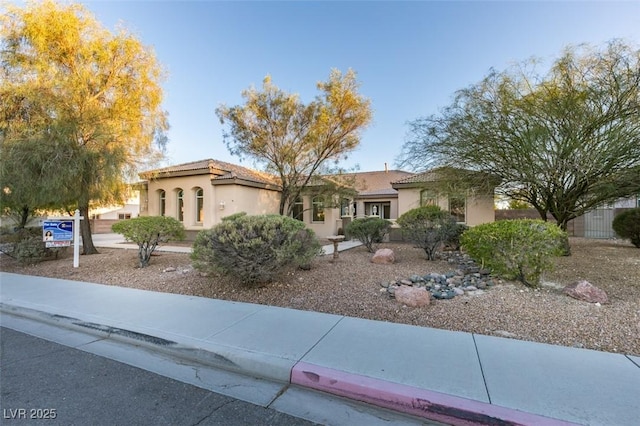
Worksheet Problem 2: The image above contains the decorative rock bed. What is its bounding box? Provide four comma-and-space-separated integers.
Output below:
380, 252, 499, 301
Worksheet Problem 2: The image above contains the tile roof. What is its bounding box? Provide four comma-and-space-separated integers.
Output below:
141, 159, 279, 186
142, 159, 415, 196
391, 167, 499, 190
309, 170, 412, 197
391, 169, 443, 185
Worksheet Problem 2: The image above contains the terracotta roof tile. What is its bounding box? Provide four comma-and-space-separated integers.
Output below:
142, 159, 416, 195
391, 170, 442, 185
142, 159, 279, 186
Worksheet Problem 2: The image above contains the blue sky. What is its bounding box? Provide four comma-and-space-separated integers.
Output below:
81, 1, 640, 172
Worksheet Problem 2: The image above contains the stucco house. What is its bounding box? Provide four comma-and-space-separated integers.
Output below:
138, 159, 496, 238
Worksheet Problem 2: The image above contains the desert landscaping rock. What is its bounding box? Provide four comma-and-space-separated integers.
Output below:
371, 248, 395, 264
563, 280, 609, 304
381, 253, 496, 302
394, 285, 431, 307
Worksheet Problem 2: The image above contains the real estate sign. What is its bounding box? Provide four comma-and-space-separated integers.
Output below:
43, 220, 73, 247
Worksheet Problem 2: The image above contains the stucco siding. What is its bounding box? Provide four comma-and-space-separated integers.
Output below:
396, 188, 494, 226
145, 175, 215, 230
465, 194, 495, 226
215, 185, 280, 222
307, 207, 341, 237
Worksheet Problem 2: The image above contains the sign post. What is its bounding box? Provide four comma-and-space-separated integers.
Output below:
73, 209, 82, 268
44, 209, 84, 268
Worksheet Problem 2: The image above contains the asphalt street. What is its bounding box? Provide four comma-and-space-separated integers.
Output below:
0, 327, 318, 426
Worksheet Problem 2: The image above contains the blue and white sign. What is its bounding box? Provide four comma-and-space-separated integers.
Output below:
43, 220, 74, 242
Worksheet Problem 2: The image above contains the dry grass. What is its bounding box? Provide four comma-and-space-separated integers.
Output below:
1, 237, 638, 355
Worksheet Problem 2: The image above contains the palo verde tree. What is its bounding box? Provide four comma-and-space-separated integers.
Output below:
397, 40, 640, 235
216, 69, 372, 216
0, 1, 168, 254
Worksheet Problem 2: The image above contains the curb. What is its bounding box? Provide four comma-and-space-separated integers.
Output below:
1, 303, 579, 426
0, 303, 293, 383
291, 362, 579, 426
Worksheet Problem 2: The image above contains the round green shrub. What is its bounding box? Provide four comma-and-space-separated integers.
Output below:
112, 216, 185, 267
397, 206, 461, 260
344, 217, 391, 253
612, 208, 640, 247
191, 214, 322, 286
461, 219, 566, 287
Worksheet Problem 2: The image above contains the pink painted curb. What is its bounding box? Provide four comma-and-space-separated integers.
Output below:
291, 361, 579, 426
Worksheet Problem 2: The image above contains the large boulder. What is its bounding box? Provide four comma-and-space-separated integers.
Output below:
563, 280, 609, 304
394, 285, 431, 307
371, 248, 395, 264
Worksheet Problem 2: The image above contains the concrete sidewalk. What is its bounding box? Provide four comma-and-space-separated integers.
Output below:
1, 273, 639, 425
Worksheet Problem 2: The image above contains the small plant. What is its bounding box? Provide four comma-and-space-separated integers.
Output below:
396, 205, 460, 260
112, 216, 185, 267
441, 222, 468, 251
344, 217, 391, 253
461, 219, 566, 287
612, 208, 640, 248
191, 214, 322, 286
0, 227, 65, 264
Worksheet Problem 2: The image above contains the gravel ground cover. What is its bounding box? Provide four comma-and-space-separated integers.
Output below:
1, 237, 638, 356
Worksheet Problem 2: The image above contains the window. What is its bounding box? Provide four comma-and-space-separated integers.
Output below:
159, 190, 166, 216
420, 190, 437, 207
118, 213, 131, 220
449, 196, 466, 223
195, 188, 204, 223
292, 197, 304, 221
312, 196, 324, 222
177, 189, 184, 222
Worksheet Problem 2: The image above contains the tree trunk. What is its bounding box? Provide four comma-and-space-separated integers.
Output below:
79, 204, 99, 255
19, 205, 29, 229
555, 217, 572, 256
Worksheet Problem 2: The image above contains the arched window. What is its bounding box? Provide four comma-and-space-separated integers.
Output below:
291, 196, 304, 221
176, 189, 184, 222
195, 188, 204, 223
312, 196, 324, 222
159, 190, 166, 216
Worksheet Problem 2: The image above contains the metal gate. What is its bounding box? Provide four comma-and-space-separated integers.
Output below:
583, 208, 616, 239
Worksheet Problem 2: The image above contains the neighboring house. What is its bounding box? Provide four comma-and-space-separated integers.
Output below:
138, 159, 497, 237
89, 192, 141, 220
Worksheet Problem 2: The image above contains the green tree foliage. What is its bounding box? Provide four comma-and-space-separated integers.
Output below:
191, 214, 322, 286
1, 1, 168, 254
461, 219, 566, 287
216, 69, 372, 216
396, 205, 464, 260
112, 216, 185, 268
508, 200, 533, 210
397, 41, 640, 236
344, 217, 391, 253
612, 208, 640, 248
